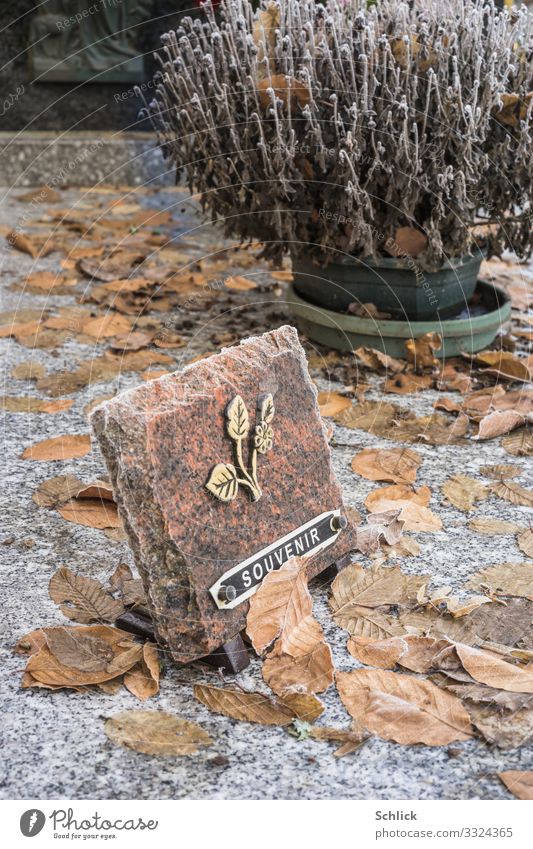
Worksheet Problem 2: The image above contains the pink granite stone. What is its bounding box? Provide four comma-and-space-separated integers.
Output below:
91, 326, 356, 663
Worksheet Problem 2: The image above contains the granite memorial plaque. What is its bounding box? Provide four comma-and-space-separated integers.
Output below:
91, 326, 356, 667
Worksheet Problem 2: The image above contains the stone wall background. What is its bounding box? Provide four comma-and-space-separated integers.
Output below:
0, 1, 195, 132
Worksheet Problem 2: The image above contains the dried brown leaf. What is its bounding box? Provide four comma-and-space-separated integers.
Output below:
7, 230, 56, 258
479, 464, 522, 480
334, 400, 397, 434
385, 226, 428, 258
351, 447, 422, 484
354, 509, 405, 553
330, 563, 427, 640
253, 1, 280, 66
109, 564, 146, 606
0, 319, 41, 341
1, 396, 73, 413
375, 535, 421, 561
466, 705, 533, 749
442, 475, 490, 511
57, 498, 121, 530
393, 411, 470, 445
498, 771, 533, 800
347, 635, 408, 669
405, 332, 442, 369
78, 251, 145, 282
83, 314, 133, 339
490, 479, 533, 508
336, 669, 472, 745
19, 271, 78, 294
502, 428, 533, 457
36, 350, 173, 397
49, 566, 124, 623
22, 434, 91, 461
384, 373, 433, 394
32, 475, 83, 508
475, 410, 527, 440
246, 557, 319, 657
280, 693, 324, 722
468, 517, 524, 535
24, 625, 139, 687
98, 678, 124, 696
104, 710, 213, 756
474, 350, 532, 382
45, 628, 113, 672
224, 274, 258, 291
11, 361, 46, 380
18, 185, 62, 203
401, 597, 533, 650
517, 529, 533, 558
75, 480, 114, 501
370, 485, 430, 509
446, 596, 492, 618
317, 391, 351, 417
246, 557, 334, 696
124, 643, 160, 701
262, 640, 334, 697
194, 684, 295, 725
257, 75, 309, 110
348, 634, 451, 674
353, 347, 405, 373
435, 365, 473, 394
310, 724, 370, 756
467, 562, 533, 602
108, 330, 153, 352
433, 396, 462, 414
15, 628, 50, 657
432, 673, 533, 712
455, 643, 533, 693
365, 485, 441, 532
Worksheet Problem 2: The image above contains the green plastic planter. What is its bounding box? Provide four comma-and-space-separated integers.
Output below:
287, 280, 511, 358
292, 251, 484, 321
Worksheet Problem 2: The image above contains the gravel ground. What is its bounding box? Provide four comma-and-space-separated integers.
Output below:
0, 187, 531, 800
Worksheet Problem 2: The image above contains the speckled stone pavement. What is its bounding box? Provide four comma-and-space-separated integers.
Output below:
0, 186, 531, 800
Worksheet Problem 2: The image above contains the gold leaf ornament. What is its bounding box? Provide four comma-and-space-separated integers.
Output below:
254, 421, 273, 454
226, 395, 250, 441
205, 463, 239, 503
206, 393, 275, 502
258, 392, 275, 424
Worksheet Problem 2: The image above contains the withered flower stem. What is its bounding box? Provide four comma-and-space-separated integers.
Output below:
142, 0, 533, 272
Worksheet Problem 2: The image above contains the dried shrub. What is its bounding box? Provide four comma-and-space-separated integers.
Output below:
143, 0, 533, 270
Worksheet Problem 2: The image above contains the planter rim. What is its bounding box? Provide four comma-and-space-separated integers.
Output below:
293, 248, 486, 272
287, 280, 510, 340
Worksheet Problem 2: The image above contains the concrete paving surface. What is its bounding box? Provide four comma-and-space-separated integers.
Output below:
1, 187, 531, 800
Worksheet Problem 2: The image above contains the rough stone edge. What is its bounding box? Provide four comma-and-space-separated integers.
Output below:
91, 326, 350, 661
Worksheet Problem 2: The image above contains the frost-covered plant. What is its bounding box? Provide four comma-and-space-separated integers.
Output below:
143, 0, 533, 270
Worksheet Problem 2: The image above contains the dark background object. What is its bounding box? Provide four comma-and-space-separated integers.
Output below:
0, 0, 196, 131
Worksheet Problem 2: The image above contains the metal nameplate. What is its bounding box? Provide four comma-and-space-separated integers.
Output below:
209, 509, 344, 610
